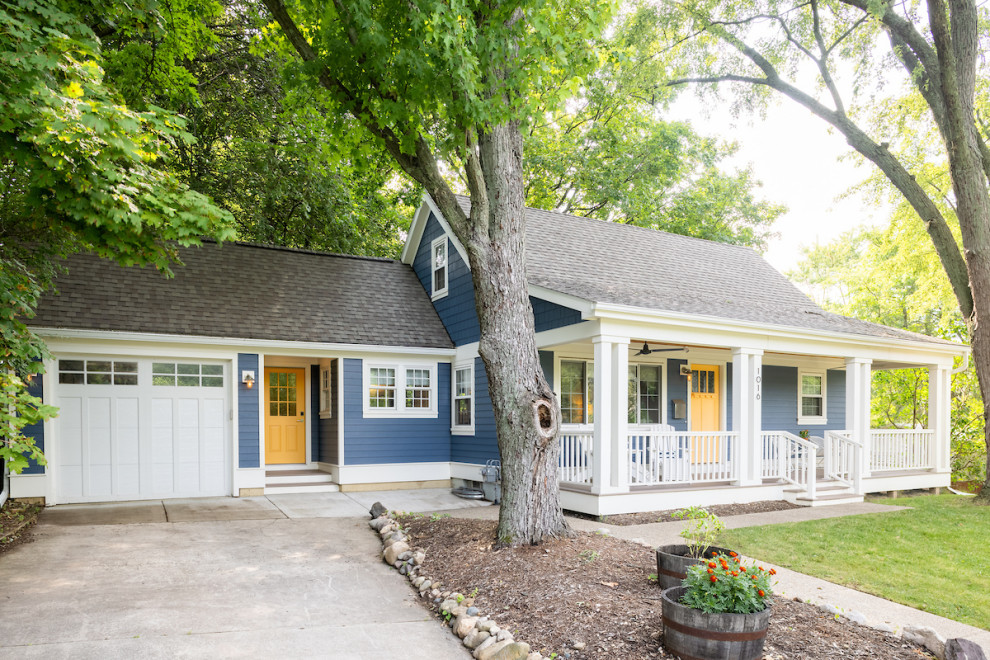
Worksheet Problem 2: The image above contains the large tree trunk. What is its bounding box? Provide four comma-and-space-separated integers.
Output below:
467, 122, 569, 545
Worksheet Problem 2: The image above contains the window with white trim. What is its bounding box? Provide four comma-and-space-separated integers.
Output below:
319, 366, 332, 417
58, 359, 138, 385
431, 236, 448, 299
363, 362, 438, 417
628, 364, 662, 424
798, 370, 827, 425
560, 360, 593, 425
452, 363, 474, 432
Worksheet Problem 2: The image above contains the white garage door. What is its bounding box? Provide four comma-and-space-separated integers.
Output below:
55, 357, 230, 503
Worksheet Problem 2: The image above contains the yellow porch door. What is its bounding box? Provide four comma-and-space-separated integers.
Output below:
690, 365, 721, 462
265, 367, 306, 464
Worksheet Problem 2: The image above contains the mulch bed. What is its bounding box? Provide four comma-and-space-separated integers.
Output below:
400, 516, 935, 660
565, 500, 801, 526
0, 500, 41, 555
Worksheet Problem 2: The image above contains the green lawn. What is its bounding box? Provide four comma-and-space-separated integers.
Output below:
718, 494, 990, 629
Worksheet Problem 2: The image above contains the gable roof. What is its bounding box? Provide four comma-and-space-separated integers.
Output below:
33, 242, 453, 349
441, 195, 957, 348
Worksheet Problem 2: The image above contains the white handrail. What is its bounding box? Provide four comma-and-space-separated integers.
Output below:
761, 431, 817, 500
870, 429, 935, 471
824, 430, 862, 494
627, 427, 738, 486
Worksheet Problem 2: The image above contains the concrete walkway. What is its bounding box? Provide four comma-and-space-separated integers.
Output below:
448, 500, 990, 653
0, 491, 488, 659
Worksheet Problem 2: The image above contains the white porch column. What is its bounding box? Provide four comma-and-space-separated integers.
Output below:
732, 347, 763, 486
845, 357, 873, 480
928, 364, 951, 472
592, 335, 630, 494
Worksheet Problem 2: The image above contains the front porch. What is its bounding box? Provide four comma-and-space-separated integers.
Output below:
534, 315, 957, 516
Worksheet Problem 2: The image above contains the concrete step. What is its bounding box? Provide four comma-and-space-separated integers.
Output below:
792, 492, 865, 507
264, 482, 341, 495
265, 470, 335, 485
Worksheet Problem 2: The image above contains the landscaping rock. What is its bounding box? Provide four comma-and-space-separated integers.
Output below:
440, 598, 459, 613
455, 615, 480, 637
496, 629, 514, 642
477, 619, 498, 633
466, 606, 480, 616
820, 603, 841, 617
945, 638, 987, 660
378, 524, 395, 537
903, 625, 946, 660
413, 551, 426, 565
843, 610, 867, 626
398, 550, 413, 561
464, 629, 491, 649
527, 653, 543, 660
473, 635, 498, 658
370, 502, 387, 519
383, 541, 410, 565
413, 577, 425, 588
572, 641, 587, 650
477, 641, 530, 660
871, 622, 896, 634
369, 517, 389, 531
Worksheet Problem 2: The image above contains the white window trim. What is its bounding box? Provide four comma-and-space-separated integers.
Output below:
430, 235, 449, 300
451, 361, 475, 435
559, 358, 594, 426
629, 361, 666, 426
362, 361, 439, 418
319, 366, 332, 419
797, 369, 827, 426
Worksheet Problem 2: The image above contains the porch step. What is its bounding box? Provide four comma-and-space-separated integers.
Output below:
266, 469, 335, 485
265, 482, 341, 495
792, 492, 865, 507
264, 469, 339, 494
783, 479, 864, 507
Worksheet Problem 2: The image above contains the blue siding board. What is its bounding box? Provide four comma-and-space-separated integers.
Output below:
451, 357, 500, 465
761, 366, 846, 434
238, 353, 260, 468
310, 364, 320, 462
342, 359, 452, 464
22, 372, 45, 474
319, 360, 340, 465
667, 360, 689, 431
531, 297, 582, 332
539, 351, 554, 385
413, 214, 480, 345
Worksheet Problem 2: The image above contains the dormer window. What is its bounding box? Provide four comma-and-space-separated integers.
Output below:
431, 236, 448, 299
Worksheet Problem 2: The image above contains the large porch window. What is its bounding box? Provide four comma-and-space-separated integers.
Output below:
560, 360, 593, 424
628, 364, 661, 424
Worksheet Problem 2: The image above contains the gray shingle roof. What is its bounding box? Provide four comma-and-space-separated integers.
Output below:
454, 196, 956, 347
33, 242, 453, 349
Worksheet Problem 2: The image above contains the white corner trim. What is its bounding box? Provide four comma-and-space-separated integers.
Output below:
233, 468, 266, 491
9, 473, 48, 499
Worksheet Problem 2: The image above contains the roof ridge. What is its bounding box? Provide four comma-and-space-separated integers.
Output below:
452, 193, 760, 254
200, 238, 399, 263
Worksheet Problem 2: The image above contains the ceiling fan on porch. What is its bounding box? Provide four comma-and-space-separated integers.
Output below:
633, 342, 688, 356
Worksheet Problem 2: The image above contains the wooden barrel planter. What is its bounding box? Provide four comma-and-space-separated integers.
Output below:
656, 545, 732, 590
661, 586, 771, 660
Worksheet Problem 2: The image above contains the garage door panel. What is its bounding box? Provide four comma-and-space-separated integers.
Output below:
56, 357, 229, 503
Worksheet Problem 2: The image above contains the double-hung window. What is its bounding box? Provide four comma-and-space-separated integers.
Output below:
452, 363, 474, 433
628, 364, 662, 424
364, 363, 438, 417
431, 236, 448, 299
319, 366, 332, 418
560, 360, 593, 425
797, 370, 826, 425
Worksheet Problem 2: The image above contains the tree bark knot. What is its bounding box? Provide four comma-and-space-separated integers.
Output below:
533, 399, 558, 447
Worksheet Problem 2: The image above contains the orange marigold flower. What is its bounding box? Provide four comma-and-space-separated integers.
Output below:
740, 566, 747, 572
708, 562, 716, 569
758, 590, 765, 597
729, 551, 738, 557
707, 569, 714, 575
751, 575, 758, 580
732, 571, 739, 577
769, 569, 777, 575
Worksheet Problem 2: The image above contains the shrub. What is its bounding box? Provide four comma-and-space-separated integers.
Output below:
680, 550, 774, 614
672, 506, 725, 557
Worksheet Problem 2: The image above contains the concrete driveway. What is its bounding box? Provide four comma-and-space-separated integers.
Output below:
0, 491, 489, 658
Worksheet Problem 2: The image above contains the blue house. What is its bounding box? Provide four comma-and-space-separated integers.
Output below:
14, 195, 966, 514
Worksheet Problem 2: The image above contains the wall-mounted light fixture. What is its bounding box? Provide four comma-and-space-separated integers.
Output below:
241, 370, 256, 389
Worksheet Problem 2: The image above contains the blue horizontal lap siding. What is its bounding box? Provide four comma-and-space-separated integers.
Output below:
667, 360, 689, 431
414, 213, 480, 346
539, 351, 554, 386
531, 297, 582, 332
452, 357, 500, 465
22, 372, 45, 474
761, 366, 846, 434
238, 353, 260, 469
343, 359, 451, 464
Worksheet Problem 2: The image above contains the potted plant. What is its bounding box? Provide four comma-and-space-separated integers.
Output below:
662, 551, 776, 660
656, 506, 730, 589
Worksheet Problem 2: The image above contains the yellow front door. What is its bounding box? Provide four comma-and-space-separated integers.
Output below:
690, 365, 721, 462
265, 367, 307, 464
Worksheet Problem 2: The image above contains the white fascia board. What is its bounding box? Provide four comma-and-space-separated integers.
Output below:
400, 194, 470, 268
527, 285, 596, 318
591, 303, 967, 365
34, 328, 456, 360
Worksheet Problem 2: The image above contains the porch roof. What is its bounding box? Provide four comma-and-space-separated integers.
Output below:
32, 242, 454, 349
451, 196, 959, 349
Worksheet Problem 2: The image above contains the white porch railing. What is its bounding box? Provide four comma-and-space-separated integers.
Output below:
870, 429, 934, 472
825, 430, 862, 494
761, 431, 817, 500
558, 425, 593, 485
627, 425, 738, 486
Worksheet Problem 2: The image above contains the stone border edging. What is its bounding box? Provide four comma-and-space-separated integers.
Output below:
369, 509, 542, 660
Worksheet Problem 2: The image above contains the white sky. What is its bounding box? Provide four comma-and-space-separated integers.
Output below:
667, 95, 891, 275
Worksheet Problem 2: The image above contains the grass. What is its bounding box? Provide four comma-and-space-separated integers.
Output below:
718, 494, 990, 630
